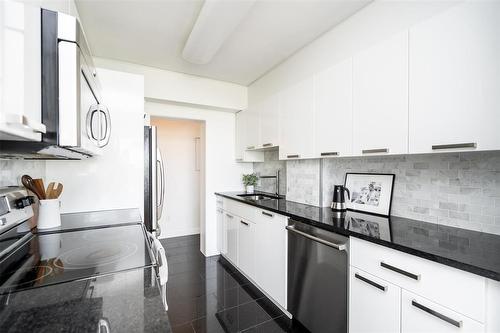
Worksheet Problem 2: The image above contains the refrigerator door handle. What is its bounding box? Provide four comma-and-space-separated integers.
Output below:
156, 148, 165, 221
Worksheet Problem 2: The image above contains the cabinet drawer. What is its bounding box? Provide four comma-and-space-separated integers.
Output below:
349, 267, 400, 333
256, 208, 287, 225
351, 238, 485, 322
402, 290, 484, 333
223, 198, 256, 221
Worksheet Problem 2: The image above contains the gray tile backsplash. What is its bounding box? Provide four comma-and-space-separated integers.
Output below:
253, 150, 287, 195
322, 152, 500, 235
255, 151, 500, 235
0, 160, 46, 187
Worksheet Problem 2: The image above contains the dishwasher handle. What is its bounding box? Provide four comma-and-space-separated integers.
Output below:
286, 225, 346, 251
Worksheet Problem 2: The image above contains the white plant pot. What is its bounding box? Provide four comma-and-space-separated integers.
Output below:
246, 185, 255, 194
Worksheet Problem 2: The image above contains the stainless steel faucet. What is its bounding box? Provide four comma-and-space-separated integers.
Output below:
259, 170, 280, 196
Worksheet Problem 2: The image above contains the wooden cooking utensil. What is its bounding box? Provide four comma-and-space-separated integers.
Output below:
51, 183, 63, 199
21, 175, 44, 200
46, 182, 55, 199
32, 179, 46, 200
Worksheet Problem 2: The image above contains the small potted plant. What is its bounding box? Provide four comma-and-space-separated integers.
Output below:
242, 173, 258, 194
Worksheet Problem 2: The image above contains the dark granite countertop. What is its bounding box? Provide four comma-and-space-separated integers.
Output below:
216, 191, 500, 281
0, 267, 171, 332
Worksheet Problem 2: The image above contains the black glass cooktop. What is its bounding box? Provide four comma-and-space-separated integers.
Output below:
0, 224, 153, 295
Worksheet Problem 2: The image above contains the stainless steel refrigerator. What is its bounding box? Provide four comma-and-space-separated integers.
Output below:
144, 126, 165, 238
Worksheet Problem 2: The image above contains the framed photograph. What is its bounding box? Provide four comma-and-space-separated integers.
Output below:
344, 173, 395, 216
346, 211, 392, 242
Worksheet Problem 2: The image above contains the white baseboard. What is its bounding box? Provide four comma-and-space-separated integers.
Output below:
160, 227, 200, 239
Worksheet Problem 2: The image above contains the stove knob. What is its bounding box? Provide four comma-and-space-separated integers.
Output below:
15, 196, 35, 209
0, 218, 6, 226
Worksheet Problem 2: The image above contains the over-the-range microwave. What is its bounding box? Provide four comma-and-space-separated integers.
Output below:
0, 9, 111, 159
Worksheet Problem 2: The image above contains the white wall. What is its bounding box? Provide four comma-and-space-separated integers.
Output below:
94, 58, 247, 111
146, 101, 253, 256
151, 117, 202, 239
248, 1, 459, 104
46, 69, 144, 215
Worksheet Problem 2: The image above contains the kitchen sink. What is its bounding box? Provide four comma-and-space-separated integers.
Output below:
237, 193, 281, 200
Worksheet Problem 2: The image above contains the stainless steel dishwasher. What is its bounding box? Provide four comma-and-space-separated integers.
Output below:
287, 219, 348, 333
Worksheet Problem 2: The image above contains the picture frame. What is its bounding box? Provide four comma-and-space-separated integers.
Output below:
344, 172, 395, 217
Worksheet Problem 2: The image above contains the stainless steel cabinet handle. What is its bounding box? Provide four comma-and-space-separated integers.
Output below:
246, 146, 255, 150
287, 154, 300, 159
225, 213, 233, 219
411, 300, 462, 328
380, 262, 420, 280
320, 152, 339, 157
362, 148, 389, 154
354, 273, 387, 292
432, 143, 476, 150
240, 220, 249, 226
262, 143, 273, 147
286, 225, 346, 251
262, 211, 273, 217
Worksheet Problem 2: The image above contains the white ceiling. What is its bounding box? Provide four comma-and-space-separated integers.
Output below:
76, 0, 370, 85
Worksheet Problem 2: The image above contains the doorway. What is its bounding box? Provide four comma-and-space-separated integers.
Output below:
151, 117, 205, 239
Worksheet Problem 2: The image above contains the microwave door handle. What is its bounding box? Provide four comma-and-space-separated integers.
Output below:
98, 106, 111, 147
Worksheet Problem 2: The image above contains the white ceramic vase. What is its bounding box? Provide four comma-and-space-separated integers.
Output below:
246, 185, 255, 194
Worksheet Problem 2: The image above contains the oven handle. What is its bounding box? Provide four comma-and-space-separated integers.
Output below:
286, 225, 346, 251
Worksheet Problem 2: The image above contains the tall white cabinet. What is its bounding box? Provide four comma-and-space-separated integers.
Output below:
258, 93, 280, 149
279, 77, 314, 160
409, 2, 500, 153
0, 1, 45, 141
352, 31, 408, 156
314, 58, 353, 158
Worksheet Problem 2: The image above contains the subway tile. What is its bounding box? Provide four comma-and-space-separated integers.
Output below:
449, 211, 470, 221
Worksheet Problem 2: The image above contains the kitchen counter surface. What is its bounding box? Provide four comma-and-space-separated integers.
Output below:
216, 191, 500, 282
0, 267, 171, 332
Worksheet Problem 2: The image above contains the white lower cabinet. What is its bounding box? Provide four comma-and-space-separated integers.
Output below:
401, 290, 484, 333
349, 268, 400, 333
219, 199, 288, 309
224, 211, 238, 265
254, 209, 287, 308
237, 218, 256, 280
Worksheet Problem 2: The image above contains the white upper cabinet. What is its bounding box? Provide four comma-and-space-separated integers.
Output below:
258, 93, 280, 149
0, 1, 45, 141
245, 105, 260, 150
314, 58, 353, 158
409, 2, 500, 153
235, 110, 264, 162
353, 31, 409, 156
279, 77, 314, 160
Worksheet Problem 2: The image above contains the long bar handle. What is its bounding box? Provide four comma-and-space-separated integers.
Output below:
225, 213, 234, 219
240, 220, 249, 226
320, 152, 339, 157
380, 261, 420, 281
362, 148, 389, 154
246, 146, 255, 150
354, 273, 387, 292
286, 225, 346, 251
286, 154, 300, 159
262, 211, 273, 217
411, 300, 462, 328
432, 143, 476, 150
262, 143, 273, 147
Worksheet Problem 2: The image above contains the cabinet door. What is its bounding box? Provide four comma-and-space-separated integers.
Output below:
401, 290, 484, 333
245, 106, 260, 150
259, 93, 280, 148
224, 212, 238, 265
254, 210, 287, 308
314, 58, 353, 158
353, 31, 408, 156
235, 111, 264, 162
349, 268, 400, 333
237, 218, 255, 280
0, 1, 44, 141
409, 2, 500, 153
216, 208, 224, 254
279, 77, 314, 160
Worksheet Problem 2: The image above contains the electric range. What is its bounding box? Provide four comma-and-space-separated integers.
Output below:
0, 187, 169, 332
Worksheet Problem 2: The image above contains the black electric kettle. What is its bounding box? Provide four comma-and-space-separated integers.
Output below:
331, 185, 350, 211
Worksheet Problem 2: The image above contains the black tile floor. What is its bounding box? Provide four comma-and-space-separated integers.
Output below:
161, 234, 308, 333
